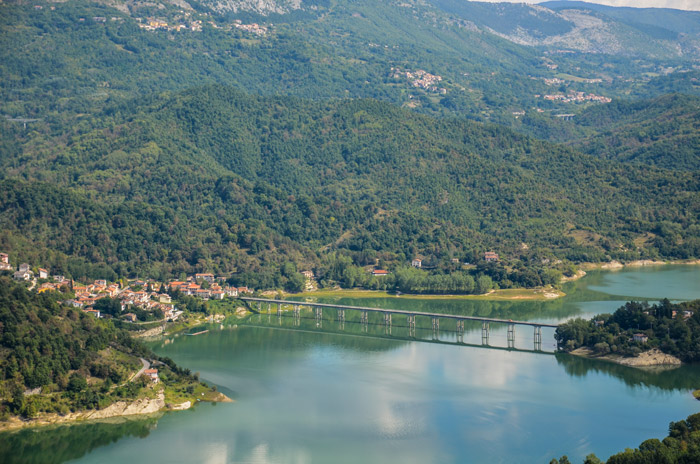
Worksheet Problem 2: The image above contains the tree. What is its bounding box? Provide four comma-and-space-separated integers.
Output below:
284, 272, 306, 293
67, 373, 88, 393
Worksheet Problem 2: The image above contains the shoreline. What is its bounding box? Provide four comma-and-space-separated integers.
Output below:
562, 259, 700, 284
580, 259, 700, 272
285, 286, 566, 301
0, 390, 232, 433
570, 347, 682, 369
282, 260, 700, 302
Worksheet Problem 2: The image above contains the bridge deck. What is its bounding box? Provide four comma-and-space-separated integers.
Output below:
241, 297, 559, 328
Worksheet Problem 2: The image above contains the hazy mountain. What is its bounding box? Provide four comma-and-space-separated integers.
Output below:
428, 0, 700, 57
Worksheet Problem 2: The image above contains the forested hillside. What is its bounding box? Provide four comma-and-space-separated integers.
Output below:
516, 94, 700, 170
1, 0, 696, 129
0, 0, 698, 290
1, 86, 698, 287
569, 95, 700, 170
0, 277, 205, 419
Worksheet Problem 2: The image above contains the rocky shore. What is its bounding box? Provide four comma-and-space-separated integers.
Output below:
0, 390, 232, 432
571, 347, 682, 368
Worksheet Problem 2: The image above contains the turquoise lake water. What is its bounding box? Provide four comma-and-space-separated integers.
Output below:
2, 265, 699, 464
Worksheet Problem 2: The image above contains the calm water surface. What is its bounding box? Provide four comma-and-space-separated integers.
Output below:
3, 265, 700, 464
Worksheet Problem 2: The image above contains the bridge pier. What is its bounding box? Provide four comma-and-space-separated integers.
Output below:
534, 325, 542, 350
384, 312, 392, 326
456, 320, 464, 333
407, 315, 416, 337
277, 303, 282, 317
432, 317, 439, 330
267, 303, 271, 314
482, 321, 490, 344
407, 315, 416, 329
507, 323, 516, 348
337, 309, 346, 322
315, 306, 323, 328
361, 310, 368, 325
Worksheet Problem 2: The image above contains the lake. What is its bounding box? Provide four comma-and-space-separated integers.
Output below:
2, 265, 700, 464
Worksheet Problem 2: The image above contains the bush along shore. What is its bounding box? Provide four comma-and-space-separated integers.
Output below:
555, 299, 700, 366
0, 277, 230, 432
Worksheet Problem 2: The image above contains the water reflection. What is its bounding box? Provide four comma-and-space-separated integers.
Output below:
556, 353, 700, 392
2, 266, 698, 464
0, 415, 160, 464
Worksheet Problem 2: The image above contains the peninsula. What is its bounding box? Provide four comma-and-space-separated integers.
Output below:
555, 299, 700, 367
0, 277, 230, 432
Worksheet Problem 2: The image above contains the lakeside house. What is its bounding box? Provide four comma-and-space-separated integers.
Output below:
633, 333, 649, 343
144, 369, 159, 383
372, 269, 389, 277
411, 258, 422, 268
301, 270, 315, 279
484, 252, 499, 262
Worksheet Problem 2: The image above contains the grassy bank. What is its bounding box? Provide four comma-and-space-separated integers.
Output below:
284, 286, 565, 301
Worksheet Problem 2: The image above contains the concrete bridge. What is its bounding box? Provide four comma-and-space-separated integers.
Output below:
241, 297, 559, 350
241, 319, 558, 355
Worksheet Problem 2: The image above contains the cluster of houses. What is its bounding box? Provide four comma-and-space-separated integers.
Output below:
168, 274, 248, 300
62, 279, 180, 321
232, 20, 268, 35
2, 253, 50, 282
138, 17, 203, 32
136, 14, 267, 35
390, 67, 447, 94
2, 252, 256, 322
538, 91, 611, 104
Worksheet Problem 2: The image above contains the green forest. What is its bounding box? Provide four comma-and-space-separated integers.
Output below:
0, 0, 698, 292
556, 299, 700, 361
1, 85, 698, 290
0, 276, 204, 419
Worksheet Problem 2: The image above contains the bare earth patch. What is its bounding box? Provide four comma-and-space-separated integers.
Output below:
572, 347, 681, 368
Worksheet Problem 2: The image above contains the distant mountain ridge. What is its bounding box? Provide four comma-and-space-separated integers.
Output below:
427, 0, 700, 57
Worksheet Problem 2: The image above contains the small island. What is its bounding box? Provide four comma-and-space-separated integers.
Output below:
555, 298, 700, 367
